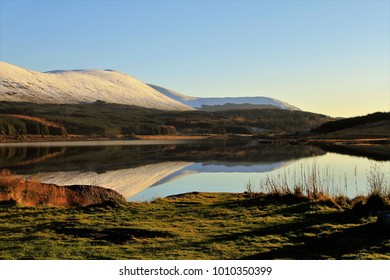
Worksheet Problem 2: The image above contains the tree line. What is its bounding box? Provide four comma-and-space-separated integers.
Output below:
0, 101, 332, 137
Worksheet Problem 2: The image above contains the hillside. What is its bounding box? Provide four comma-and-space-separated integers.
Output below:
312, 112, 390, 138
0, 114, 67, 138
148, 84, 300, 111
308, 112, 390, 161
0, 102, 332, 138
0, 62, 193, 111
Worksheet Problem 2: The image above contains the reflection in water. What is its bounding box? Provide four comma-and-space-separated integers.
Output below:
0, 146, 66, 168
23, 162, 193, 199
1, 140, 387, 201
1, 140, 324, 174
151, 161, 290, 188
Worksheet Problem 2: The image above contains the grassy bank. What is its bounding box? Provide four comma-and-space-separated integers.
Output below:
1, 162, 389, 260
0, 191, 389, 260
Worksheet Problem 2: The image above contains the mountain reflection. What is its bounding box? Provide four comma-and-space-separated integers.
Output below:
1, 140, 325, 199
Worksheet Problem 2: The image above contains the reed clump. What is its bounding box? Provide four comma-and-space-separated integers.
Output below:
249, 161, 389, 211
351, 163, 390, 213
252, 161, 345, 208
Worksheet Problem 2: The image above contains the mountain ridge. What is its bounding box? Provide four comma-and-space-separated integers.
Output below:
148, 84, 300, 111
1, 62, 300, 112
0, 62, 193, 111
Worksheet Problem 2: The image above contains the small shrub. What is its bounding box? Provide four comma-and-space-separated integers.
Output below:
366, 162, 388, 196
293, 185, 305, 198
334, 195, 351, 207
245, 180, 255, 198
365, 193, 388, 211
1, 169, 12, 177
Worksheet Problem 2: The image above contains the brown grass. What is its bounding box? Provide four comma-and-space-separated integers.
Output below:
0, 171, 125, 207
4, 114, 65, 129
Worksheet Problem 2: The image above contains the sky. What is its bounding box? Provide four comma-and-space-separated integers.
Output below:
0, 0, 389, 117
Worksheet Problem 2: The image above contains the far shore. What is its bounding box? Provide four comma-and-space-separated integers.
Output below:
0, 134, 219, 144
1, 133, 389, 146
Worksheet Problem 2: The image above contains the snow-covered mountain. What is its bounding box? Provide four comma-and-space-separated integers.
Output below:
0, 61, 299, 111
0, 62, 193, 111
148, 84, 300, 111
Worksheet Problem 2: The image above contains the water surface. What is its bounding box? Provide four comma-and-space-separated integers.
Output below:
1, 140, 388, 201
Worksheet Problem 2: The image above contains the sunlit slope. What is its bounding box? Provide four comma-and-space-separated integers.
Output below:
0, 61, 301, 112
0, 62, 193, 111
312, 112, 390, 138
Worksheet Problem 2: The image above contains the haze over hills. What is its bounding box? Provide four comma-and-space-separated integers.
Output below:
0, 62, 300, 112
0, 62, 193, 111
148, 84, 300, 111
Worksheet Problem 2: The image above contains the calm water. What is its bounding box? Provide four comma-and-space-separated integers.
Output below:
1, 140, 389, 201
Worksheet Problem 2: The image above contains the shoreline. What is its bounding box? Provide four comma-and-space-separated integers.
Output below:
1, 134, 389, 160
1, 133, 389, 144
0, 134, 227, 144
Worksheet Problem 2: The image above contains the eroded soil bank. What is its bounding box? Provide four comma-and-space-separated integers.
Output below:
0, 174, 125, 207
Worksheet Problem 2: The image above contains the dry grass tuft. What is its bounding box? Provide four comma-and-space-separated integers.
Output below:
249, 161, 390, 211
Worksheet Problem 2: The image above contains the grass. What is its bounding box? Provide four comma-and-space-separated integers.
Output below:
0, 162, 389, 260
0, 191, 389, 260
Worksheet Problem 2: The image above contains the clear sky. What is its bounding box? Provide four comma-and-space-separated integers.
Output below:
0, 0, 389, 117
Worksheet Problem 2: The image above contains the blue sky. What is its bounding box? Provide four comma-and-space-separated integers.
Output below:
0, 0, 389, 117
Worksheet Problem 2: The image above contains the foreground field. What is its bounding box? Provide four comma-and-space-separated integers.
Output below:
0, 192, 389, 260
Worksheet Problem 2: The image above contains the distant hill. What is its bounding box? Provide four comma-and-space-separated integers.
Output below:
197, 103, 283, 111
0, 62, 193, 111
0, 62, 330, 138
148, 84, 300, 111
1, 62, 302, 112
312, 112, 390, 137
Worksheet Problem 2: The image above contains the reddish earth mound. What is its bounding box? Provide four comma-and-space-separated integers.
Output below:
0, 174, 125, 207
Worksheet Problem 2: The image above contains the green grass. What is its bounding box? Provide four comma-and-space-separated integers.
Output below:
1, 192, 389, 260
